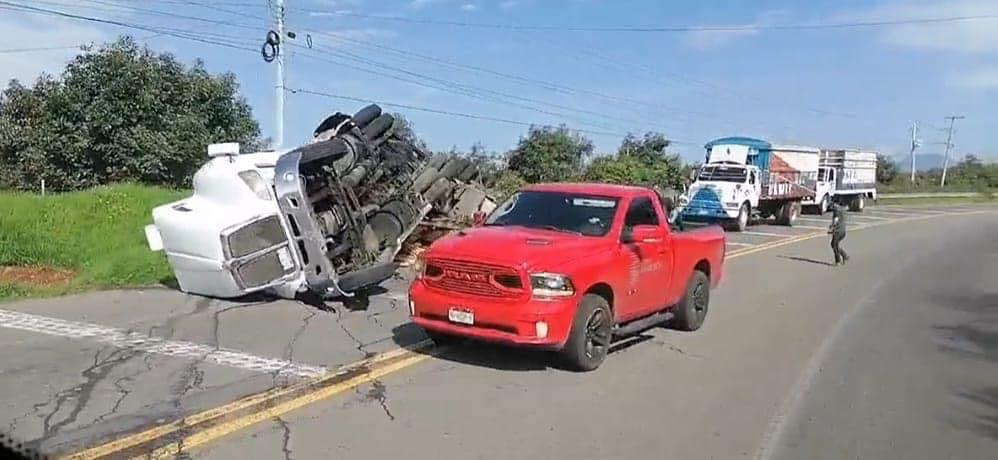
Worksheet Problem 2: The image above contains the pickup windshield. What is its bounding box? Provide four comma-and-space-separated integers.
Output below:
485, 191, 619, 237
698, 165, 747, 182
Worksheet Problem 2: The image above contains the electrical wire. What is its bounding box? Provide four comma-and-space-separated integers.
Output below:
285, 87, 635, 138
0, 1, 260, 53
297, 9, 998, 33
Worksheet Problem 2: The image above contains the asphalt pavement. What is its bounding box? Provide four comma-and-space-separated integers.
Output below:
0, 203, 995, 459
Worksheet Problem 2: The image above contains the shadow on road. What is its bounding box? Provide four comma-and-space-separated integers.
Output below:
931, 289, 998, 441
390, 321, 666, 372
954, 386, 998, 441
778, 255, 835, 266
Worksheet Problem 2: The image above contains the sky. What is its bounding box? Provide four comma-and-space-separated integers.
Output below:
1, 0, 996, 165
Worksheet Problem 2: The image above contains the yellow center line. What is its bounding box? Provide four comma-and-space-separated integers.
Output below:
64, 207, 996, 459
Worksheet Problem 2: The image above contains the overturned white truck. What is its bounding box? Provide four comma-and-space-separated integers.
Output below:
145, 105, 495, 299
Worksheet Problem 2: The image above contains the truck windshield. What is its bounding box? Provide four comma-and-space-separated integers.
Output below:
698, 165, 747, 182
485, 191, 619, 237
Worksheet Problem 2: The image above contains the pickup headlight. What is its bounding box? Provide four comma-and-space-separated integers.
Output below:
530, 273, 575, 298
238, 170, 273, 201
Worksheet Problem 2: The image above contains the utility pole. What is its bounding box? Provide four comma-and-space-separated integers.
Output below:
909, 121, 919, 183
274, 0, 286, 148
940, 115, 964, 187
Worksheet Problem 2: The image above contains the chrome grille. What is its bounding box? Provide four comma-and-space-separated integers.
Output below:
424, 258, 523, 298
226, 216, 287, 258
235, 249, 294, 288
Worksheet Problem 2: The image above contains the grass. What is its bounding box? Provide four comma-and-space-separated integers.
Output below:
873, 193, 995, 207
0, 183, 187, 301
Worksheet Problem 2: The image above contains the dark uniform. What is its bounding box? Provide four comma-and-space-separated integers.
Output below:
829, 203, 849, 265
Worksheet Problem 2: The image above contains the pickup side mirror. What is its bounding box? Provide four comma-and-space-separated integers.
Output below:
622, 225, 666, 244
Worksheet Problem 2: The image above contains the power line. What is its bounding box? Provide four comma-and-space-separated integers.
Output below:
0, 33, 163, 54
291, 45, 631, 133
304, 29, 694, 129
300, 9, 998, 33
0, 1, 260, 52
286, 87, 635, 138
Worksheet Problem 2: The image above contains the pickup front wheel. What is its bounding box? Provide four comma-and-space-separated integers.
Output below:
672, 271, 710, 331
561, 294, 613, 372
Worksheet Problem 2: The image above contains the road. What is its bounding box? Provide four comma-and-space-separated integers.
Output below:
0, 204, 995, 459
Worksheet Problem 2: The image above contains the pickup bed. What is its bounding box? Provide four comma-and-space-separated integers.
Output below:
408, 183, 726, 371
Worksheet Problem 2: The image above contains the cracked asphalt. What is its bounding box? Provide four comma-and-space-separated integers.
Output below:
0, 204, 996, 459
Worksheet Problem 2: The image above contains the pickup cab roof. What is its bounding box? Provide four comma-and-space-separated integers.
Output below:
523, 182, 652, 198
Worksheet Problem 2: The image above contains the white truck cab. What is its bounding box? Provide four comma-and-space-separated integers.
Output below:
145, 143, 305, 299
684, 162, 761, 231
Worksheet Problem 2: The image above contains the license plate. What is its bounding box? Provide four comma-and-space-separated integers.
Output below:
698, 208, 708, 215
448, 308, 474, 325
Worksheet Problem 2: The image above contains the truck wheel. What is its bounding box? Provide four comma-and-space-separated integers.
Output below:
731, 203, 749, 232
818, 195, 829, 214
849, 194, 865, 212
561, 294, 613, 372
440, 158, 469, 179
672, 271, 709, 331
786, 202, 800, 226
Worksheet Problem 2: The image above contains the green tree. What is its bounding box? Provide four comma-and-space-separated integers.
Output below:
0, 36, 260, 191
506, 126, 592, 183
876, 154, 898, 184
390, 113, 428, 152
584, 132, 684, 189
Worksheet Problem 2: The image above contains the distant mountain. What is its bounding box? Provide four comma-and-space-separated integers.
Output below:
894, 153, 945, 172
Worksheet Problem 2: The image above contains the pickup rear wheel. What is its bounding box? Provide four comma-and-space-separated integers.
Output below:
561, 294, 613, 372
672, 271, 710, 331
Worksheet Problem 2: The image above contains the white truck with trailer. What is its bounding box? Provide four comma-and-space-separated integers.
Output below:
681, 137, 819, 232
803, 148, 878, 213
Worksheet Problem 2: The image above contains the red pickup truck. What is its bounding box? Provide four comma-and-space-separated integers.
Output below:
408, 183, 726, 371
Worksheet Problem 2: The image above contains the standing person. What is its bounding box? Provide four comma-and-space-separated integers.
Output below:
828, 203, 849, 265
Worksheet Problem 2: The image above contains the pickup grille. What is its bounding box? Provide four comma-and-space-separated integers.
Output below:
424, 258, 523, 298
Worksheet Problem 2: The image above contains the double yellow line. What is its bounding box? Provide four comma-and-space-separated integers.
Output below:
61, 341, 439, 460
63, 207, 994, 459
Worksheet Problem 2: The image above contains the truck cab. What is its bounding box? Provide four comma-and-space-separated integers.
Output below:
683, 162, 761, 232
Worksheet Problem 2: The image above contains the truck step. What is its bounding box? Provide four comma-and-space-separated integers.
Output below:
613, 309, 675, 337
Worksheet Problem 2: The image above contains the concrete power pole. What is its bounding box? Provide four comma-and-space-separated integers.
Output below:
909, 121, 919, 183
940, 115, 965, 187
274, 0, 286, 149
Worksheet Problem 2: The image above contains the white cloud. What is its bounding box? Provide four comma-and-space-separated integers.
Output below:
461, 3, 478, 12
0, 12, 108, 85
950, 66, 998, 89
837, 1, 998, 54
684, 9, 790, 50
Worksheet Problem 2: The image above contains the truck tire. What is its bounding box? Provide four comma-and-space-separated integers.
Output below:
440, 158, 469, 179
672, 270, 709, 331
730, 203, 749, 232
777, 202, 800, 226
818, 194, 829, 214
411, 166, 443, 194
424, 177, 455, 205
561, 294, 613, 372
456, 162, 479, 183
849, 194, 865, 212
